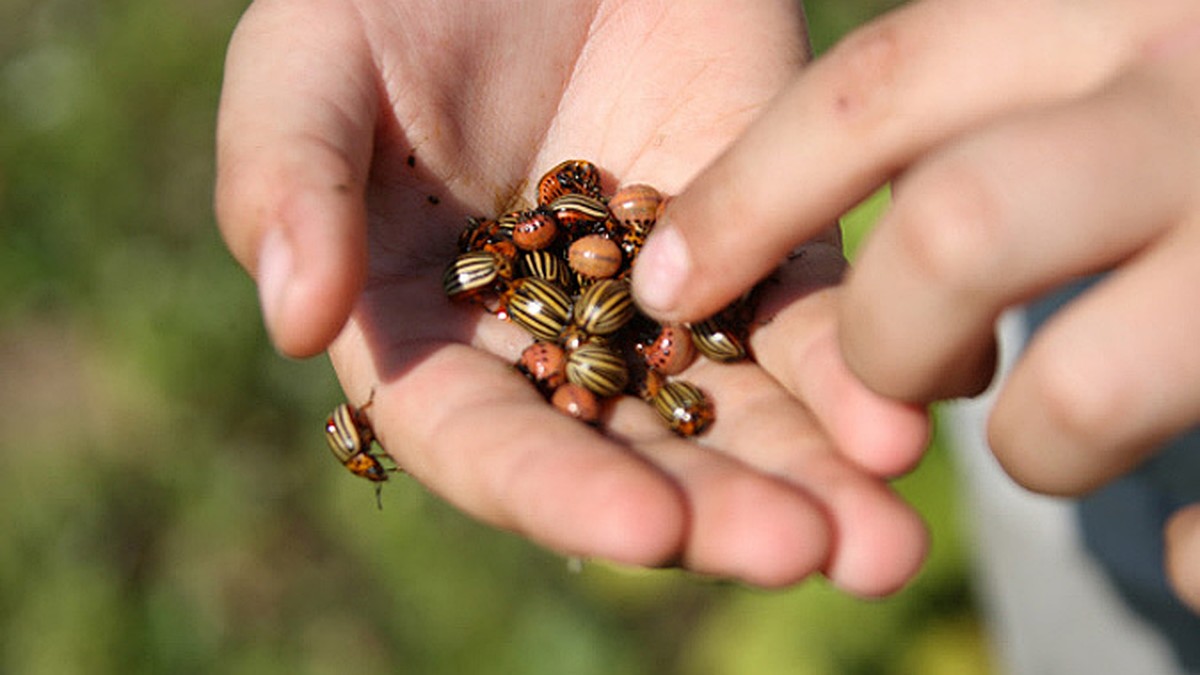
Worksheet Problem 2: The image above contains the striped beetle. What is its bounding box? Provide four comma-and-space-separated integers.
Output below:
504, 277, 573, 342
565, 339, 629, 398
324, 392, 395, 507
546, 193, 611, 237
650, 379, 714, 437
519, 249, 574, 291
537, 159, 603, 205
689, 317, 748, 363
443, 250, 514, 308
572, 278, 635, 337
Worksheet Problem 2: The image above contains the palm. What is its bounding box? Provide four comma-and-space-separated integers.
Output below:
220, 0, 928, 591
353, 2, 799, 374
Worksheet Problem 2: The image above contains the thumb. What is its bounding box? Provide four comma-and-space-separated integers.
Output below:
214, 0, 377, 357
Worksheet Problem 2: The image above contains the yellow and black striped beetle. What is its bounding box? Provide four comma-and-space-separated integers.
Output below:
536, 159, 603, 206
504, 277, 573, 342
573, 278, 636, 337
650, 379, 714, 437
689, 316, 748, 363
565, 339, 629, 398
324, 392, 396, 508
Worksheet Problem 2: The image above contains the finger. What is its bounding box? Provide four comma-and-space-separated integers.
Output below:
329, 271, 688, 566
681, 359, 929, 597
627, 429, 833, 589
841, 48, 1200, 401
988, 219, 1200, 496
1166, 503, 1200, 613
751, 244, 931, 478
631, 0, 1163, 323
360, 343, 688, 567
215, 0, 378, 357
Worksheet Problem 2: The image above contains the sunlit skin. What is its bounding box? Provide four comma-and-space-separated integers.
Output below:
629, 0, 1200, 609
215, 0, 930, 592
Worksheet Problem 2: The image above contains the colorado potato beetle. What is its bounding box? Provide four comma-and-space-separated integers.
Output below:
510, 209, 559, 251
550, 382, 603, 424
546, 194, 611, 236
635, 322, 697, 376
519, 249, 574, 290
537, 159, 603, 205
458, 217, 507, 253
565, 339, 629, 398
324, 394, 395, 507
689, 317, 748, 363
573, 278, 635, 337
443, 250, 514, 306
650, 379, 714, 437
608, 183, 661, 231
609, 183, 662, 260
516, 340, 568, 396
505, 277, 573, 342
568, 234, 623, 281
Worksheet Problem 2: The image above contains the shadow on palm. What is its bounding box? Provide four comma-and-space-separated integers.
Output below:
311, 1, 903, 585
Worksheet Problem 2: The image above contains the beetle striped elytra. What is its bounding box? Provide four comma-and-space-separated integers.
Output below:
505, 277, 573, 342
537, 159, 604, 206
565, 339, 629, 398
324, 392, 396, 508
546, 193, 611, 236
443, 250, 514, 302
650, 379, 714, 437
519, 249, 574, 291
438, 159, 784, 437
689, 317, 748, 363
573, 279, 635, 337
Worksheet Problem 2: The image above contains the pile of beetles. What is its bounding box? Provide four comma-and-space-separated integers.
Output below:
442, 159, 755, 435
324, 159, 758, 500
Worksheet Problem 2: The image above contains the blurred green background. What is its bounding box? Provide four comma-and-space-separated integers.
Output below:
0, 1, 992, 673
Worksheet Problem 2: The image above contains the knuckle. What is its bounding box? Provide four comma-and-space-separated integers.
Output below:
1021, 341, 1129, 452
889, 162, 1009, 291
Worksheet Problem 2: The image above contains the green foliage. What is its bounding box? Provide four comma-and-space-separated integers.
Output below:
0, 1, 991, 673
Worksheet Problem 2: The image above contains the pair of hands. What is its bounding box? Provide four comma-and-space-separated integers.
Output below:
215, 0, 1200, 606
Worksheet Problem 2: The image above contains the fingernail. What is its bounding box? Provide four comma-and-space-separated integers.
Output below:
632, 221, 689, 315
257, 227, 293, 341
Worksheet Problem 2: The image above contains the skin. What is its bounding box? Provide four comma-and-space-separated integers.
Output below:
630, 0, 1200, 610
215, 0, 930, 593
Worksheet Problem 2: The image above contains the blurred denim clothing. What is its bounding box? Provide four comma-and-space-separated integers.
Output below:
1026, 278, 1200, 672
